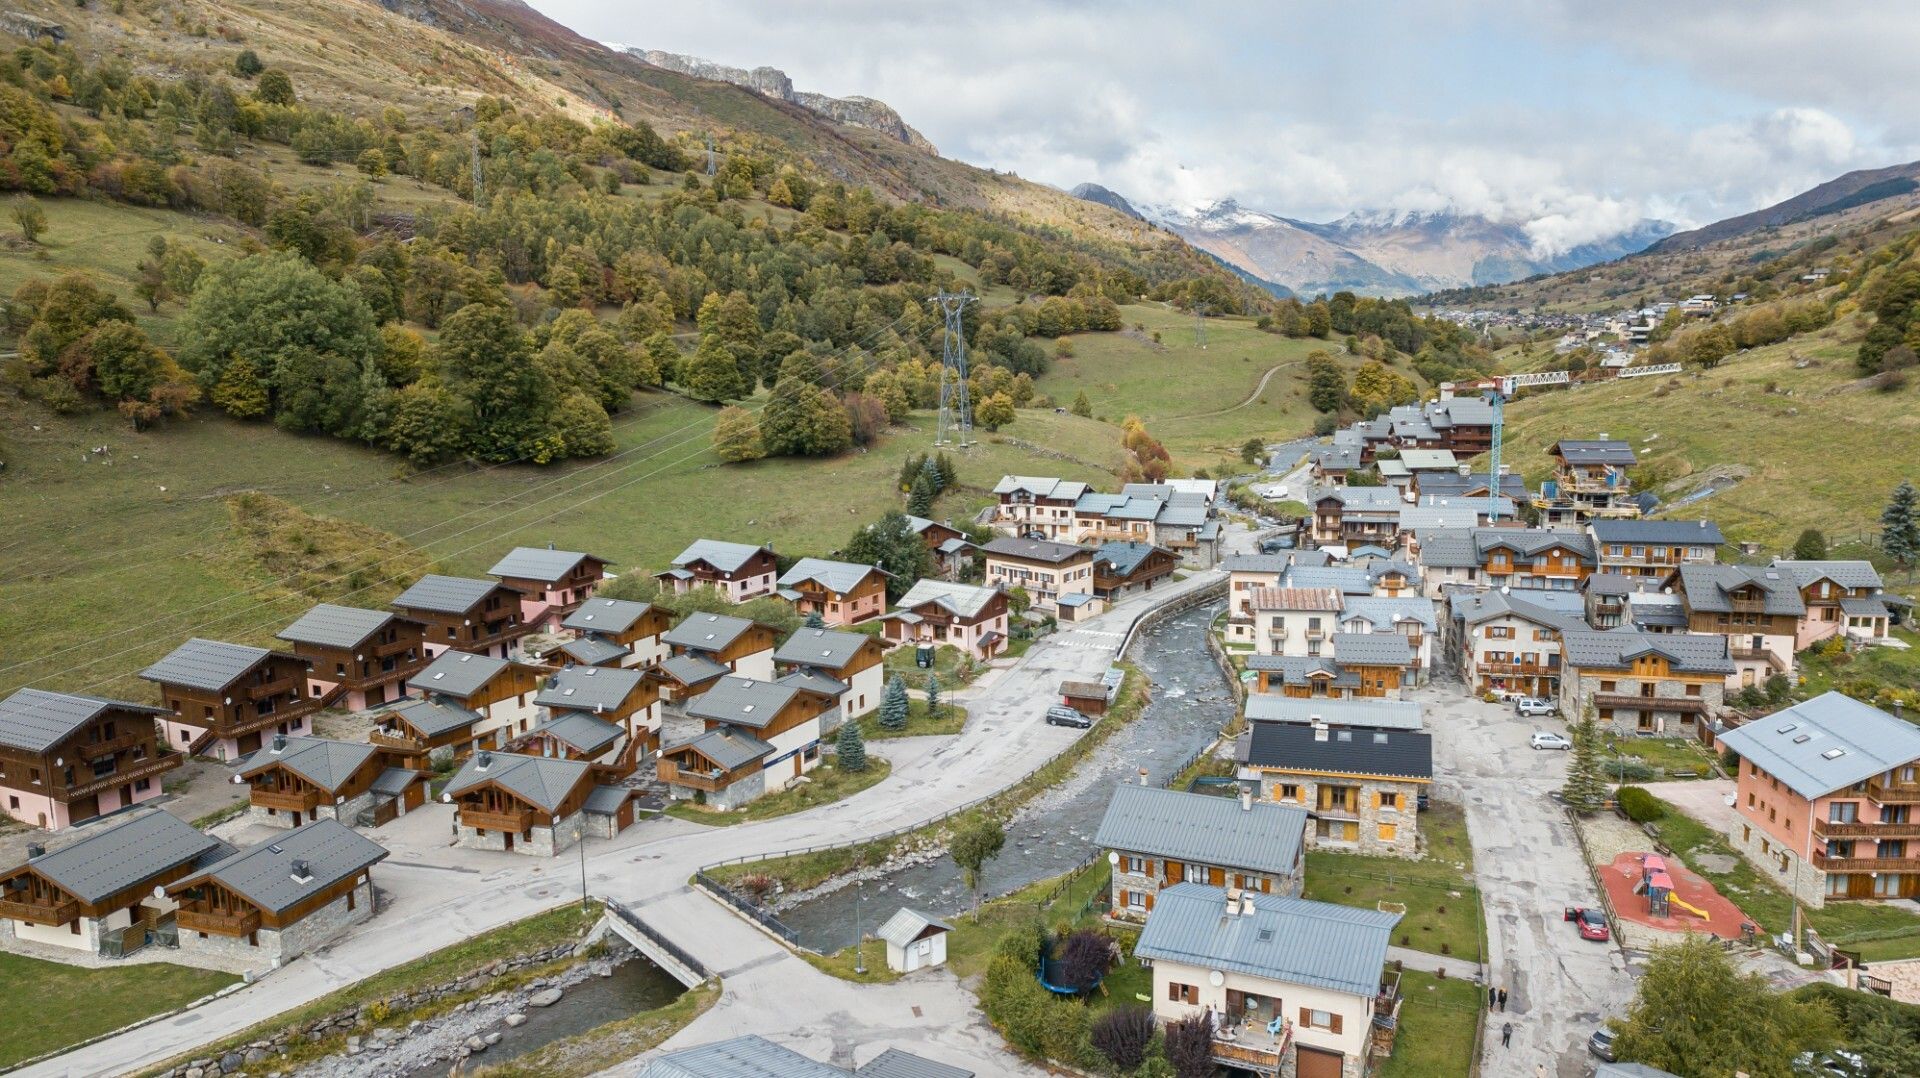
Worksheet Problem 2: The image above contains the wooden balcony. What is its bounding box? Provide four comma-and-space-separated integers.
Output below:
1478, 660, 1559, 675
65, 753, 181, 800
1811, 853, 1920, 873
251, 786, 323, 813
370, 730, 428, 753
1814, 819, 1920, 840
0, 894, 78, 926
1868, 779, 1920, 804
1212, 1023, 1290, 1071
1592, 693, 1710, 714
177, 906, 261, 937
657, 758, 728, 793
78, 728, 148, 761
459, 804, 534, 833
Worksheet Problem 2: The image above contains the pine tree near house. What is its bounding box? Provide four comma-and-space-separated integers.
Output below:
907, 470, 937, 516
880, 674, 909, 731
925, 675, 943, 720
837, 714, 867, 773
1883, 480, 1920, 582
804, 611, 825, 629
1564, 706, 1608, 815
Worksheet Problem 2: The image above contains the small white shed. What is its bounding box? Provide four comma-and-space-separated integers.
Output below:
877, 907, 954, 973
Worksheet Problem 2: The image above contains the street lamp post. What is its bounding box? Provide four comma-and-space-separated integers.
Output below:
854, 880, 867, 975
575, 819, 590, 912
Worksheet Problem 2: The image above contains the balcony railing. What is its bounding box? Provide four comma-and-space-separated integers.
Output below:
459, 805, 535, 833
1592, 693, 1710, 714
65, 753, 181, 800
1811, 853, 1920, 873
1867, 779, 1920, 804
0, 894, 79, 926
1212, 1022, 1290, 1070
251, 786, 323, 813
78, 729, 148, 760
1478, 660, 1559, 675
370, 730, 429, 752
1813, 819, 1920, 840
176, 906, 261, 937
657, 759, 729, 792
1268, 628, 1288, 641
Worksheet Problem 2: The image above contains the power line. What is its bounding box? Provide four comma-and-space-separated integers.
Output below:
930, 291, 974, 449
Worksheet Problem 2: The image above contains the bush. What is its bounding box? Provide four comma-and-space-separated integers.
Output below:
1607, 759, 1656, 783
1618, 785, 1665, 824
1720, 745, 1740, 774
1164, 1014, 1216, 1078
995, 918, 1045, 966
1091, 1006, 1155, 1070
1053, 929, 1113, 994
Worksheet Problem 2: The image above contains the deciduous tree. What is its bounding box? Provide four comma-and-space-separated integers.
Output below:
1611, 935, 1838, 1077
711, 405, 765, 463
949, 815, 1004, 921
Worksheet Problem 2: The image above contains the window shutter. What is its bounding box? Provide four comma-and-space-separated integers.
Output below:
1373, 791, 1383, 809
1209, 867, 1225, 886
1299, 1007, 1311, 1027
1330, 1013, 1344, 1035
1145, 891, 1154, 911
1145, 859, 1156, 877
1260, 877, 1272, 893
1118, 889, 1130, 909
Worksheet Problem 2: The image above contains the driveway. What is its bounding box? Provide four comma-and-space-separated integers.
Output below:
1644, 777, 1735, 832
1412, 686, 1638, 1078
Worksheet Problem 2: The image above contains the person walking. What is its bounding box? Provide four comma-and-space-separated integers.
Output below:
1488, 985, 1498, 1011
1498, 987, 1508, 1012
1501, 1021, 1514, 1048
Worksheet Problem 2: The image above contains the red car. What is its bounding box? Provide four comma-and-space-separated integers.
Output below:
1564, 906, 1611, 942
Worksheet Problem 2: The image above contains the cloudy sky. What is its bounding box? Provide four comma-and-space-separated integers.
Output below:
531, 0, 1920, 252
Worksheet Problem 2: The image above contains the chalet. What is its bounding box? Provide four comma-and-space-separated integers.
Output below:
1582, 572, 1664, 629
1413, 528, 1593, 596
390, 575, 529, 660
541, 634, 631, 671
1134, 884, 1401, 1078
1309, 436, 1366, 486
658, 678, 839, 809
981, 537, 1094, 614
905, 515, 975, 579
1448, 589, 1585, 699
1238, 720, 1432, 857
774, 627, 888, 721
1558, 630, 1733, 735
1589, 519, 1725, 577
1720, 693, 1920, 907
1091, 541, 1178, 600
1771, 560, 1892, 647
141, 638, 323, 762
404, 650, 545, 746
991, 475, 1089, 540
531, 663, 661, 755
1669, 564, 1805, 689
277, 603, 428, 712
662, 613, 781, 681
1242, 696, 1423, 732
1246, 656, 1359, 699
486, 546, 612, 631
1248, 587, 1346, 659
444, 751, 600, 855
1095, 782, 1308, 922
1072, 491, 1162, 546
0, 811, 224, 955
370, 697, 485, 770
775, 558, 890, 626
1311, 487, 1403, 548
1536, 439, 1640, 525
515, 711, 626, 766
1336, 597, 1437, 685
654, 654, 731, 704
168, 819, 388, 965
559, 597, 673, 669
657, 540, 778, 602
233, 734, 424, 829
0, 689, 178, 831
880, 580, 1009, 660
1409, 467, 1528, 504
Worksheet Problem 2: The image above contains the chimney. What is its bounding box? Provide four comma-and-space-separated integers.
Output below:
1457, 463, 1470, 477
1241, 891, 1257, 917
26, 843, 45, 860
1239, 786, 1253, 812
1225, 886, 1243, 916
271, 734, 287, 753
477, 750, 494, 771
1313, 720, 1329, 742
291, 859, 313, 883
1498, 464, 1511, 476
1138, 767, 1150, 787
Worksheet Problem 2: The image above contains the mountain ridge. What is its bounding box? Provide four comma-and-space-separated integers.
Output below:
1650, 158, 1920, 252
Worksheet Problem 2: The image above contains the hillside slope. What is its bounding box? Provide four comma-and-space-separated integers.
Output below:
1652, 159, 1920, 252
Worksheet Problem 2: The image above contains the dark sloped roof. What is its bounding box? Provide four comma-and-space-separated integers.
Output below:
562, 597, 656, 635
664, 613, 762, 654
687, 677, 814, 731
277, 603, 398, 650
1771, 559, 1885, 591
668, 540, 770, 574
384, 697, 480, 738
1329, 632, 1414, 666
1719, 692, 1920, 800
445, 752, 592, 813
408, 650, 514, 699
1094, 784, 1307, 875
16, 811, 223, 905
674, 727, 774, 772
1555, 439, 1636, 465
1243, 722, 1433, 781
1244, 656, 1361, 688
1244, 696, 1423, 731
535, 665, 647, 713
556, 636, 631, 667
1134, 883, 1399, 998
1093, 541, 1171, 577
773, 628, 872, 672
140, 638, 271, 691
173, 819, 387, 915
487, 546, 606, 582
370, 767, 425, 797
980, 536, 1090, 564
777, 558, 885, 594
392, 574, 516, 614
778, 668, 850, 697
639, 1035, 843, 1078
1591, 519, 1725, 546
1560, 629, 1734, 673
0, 689, 164, 754
659, 653, 730, 687
527, 711, 623, 756
854, 1047, 973, 1078
1675, 564, 1804, 615
237, 736, 379, 793
583, 785, 633, 816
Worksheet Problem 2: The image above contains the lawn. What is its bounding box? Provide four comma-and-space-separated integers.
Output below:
859, 700, 968, 739
1303, 802, 1483, 962
1603, 735, 1717, 780
1378, 969, 1480, 1078
0, 953, 239, 1069
1799, 628, 1920, 698
1642, 794, 1920, 961
664, 757, 892, 826
882, 642, 983, 692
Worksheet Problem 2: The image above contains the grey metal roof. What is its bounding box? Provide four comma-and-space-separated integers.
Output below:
1324, 486, 1403, 511
556, 636, 631, 667
659, 653, 730, 687
277, 603, 399, 650
1243, 721, 1433, 780
1414, 529, 1480, 568
1283, 567, 1374, 595
487, 546, 606, 582
392, 574, 513, 614
1584, 572, 1659, 597
1093, 541, 1170, 577
981, 536, 1090, 564
562, 597, 656, 635
1560, 629, 1734, 674
1627, 594, 1688, 630
778, 558, 886, 594
445, 752, 592, 813
1676, 564, 1805, 616
1094, 784, 1307, 876
873, 907, 955, 950
583, 785, 632, 816
664, 612, 761, 654
527, 711, 623, 755
174, 819, 387, 916
1449, 589, 1587, 633
0, 689, 164, 754
1719, 692, 1920, 800
1841, 595, 1891, 618
1771, 559, 1885, 591
687, 677, 813, 731
1153, 503, 1210, 529
370, 767, 424, 797
1311, 442, 1364, 471
669, 540, 771, 574
639, 1035, 844, 1078
893, 579, 999, 620
1475, 527, 1596, 561
1243, 656, 1361, 688
991, 475, 1087, 500
1244, 696, 1424, 731
1339, 597, 1438, 634
140, 637, 271, 692
1222, 554, 1290, 575
1330, 632, 1414, 666
237, 736, 379, 793
1591, 519, 1725, 546
536, 664, 647, 713
1555, 439, 1637, 465
774, 628, 872, 672
1134, 883, 1399, 998
672, 726, 775, 772
383, 697, 480, 738
16, 811, 223, 906
408, 650, 513, 699
1412, 472, 1528, 501
778, 668, 850, 697
854, 1048, 973, 1078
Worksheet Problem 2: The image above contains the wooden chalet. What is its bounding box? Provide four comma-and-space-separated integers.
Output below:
141, 638, 323, 762
0, 689, 179, 831
277, 603, 428, 712
168, 819, 388, 964
234, 734, 424, 829
487, 546, 612, 631
775, 558, 890, 626
530, 662, 661, 758
389, 575, 529, 659
559, 597, 673, 669
1092, 541, 1178, 600
404, 649, 546, 745
0, 811, 223, 954
662, 612, 782, 682
443, 751, 610, 856
370, 697, 485, 769
906, 515, 976, 579
655, 540, 779, 602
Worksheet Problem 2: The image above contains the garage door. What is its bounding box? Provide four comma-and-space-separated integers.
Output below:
1297, 1045, 1343, 1078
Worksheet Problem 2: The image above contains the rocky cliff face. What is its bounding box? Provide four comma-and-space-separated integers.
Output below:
628, 49, 937, 155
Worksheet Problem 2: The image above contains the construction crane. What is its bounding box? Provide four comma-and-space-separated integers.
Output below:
1485, 375, 1514, 524
931, 291, 976, 448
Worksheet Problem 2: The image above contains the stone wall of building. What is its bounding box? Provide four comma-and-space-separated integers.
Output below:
705, 771, 767, 813
273, 877, 376, 962
1255, 774, 1420, 858
1568, 673, 1724, 737
1727, 811, 1828, 908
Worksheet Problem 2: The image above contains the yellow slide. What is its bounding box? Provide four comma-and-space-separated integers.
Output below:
1667, 894, 1710, 920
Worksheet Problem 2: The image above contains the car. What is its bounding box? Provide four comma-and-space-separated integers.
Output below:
1587, 1027, 1617, 1062
1492, 688, 1526, 704
1794, 1050, 1867, 1077
1564, 906, 1611, 941
1045, 705, 1092, 729
1530, 731, 1573, 751
1515, 697, 1557, 717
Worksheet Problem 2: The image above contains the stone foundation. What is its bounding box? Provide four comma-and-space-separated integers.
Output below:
1727, 814, 1828, 908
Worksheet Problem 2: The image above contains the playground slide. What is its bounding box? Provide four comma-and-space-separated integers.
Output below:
1668, 894, 1711, 920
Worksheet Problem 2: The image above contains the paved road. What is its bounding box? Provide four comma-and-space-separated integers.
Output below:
30, 540, 1248, 1078
1414, 686, 1638, 1078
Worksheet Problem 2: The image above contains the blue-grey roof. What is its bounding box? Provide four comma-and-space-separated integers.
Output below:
1719, 692, 1920, 800
278, 603, 401, 650
14, 811, 224, 905
173, 819, 387, 916
383, 697, 480, 738
672, 726, 775, 772
409, 650, 514, 699
371, 767, 424, 797
1556, 439, 1637, 465
1283, 567, 1374, 595
1591, 519, 1725, 546
536, 664, 647, 713
874, 907, 955, 950
1339, 597, 1437, 633
583, 785, 632, 815
1134, 883, 1399, 998
773, 628, 873, 672
0, 689, 164, 754
893, 579, 1000, 619
1330, 632, 1414, 666
1676, 564, 1804, 616
1322, 486, 1403, 512
664, 612, 762, 654
669, 540, 771, 574
1244, 696, 1423, 731
659, 653, 730, 687
1771, 559, 1884, 591
556, 636, 631, 667
237, 736, 379, 793
140, 637, 272, 692
1244, 656, 1361, 688
1094, 784, 1306, 876
1449, 589, 1587, 633
687, 677, 815, 731
778, 668, 849, 697
1222, 554, 1291, 574
527, 711, 623, 756
392, 575, 513, 615
981, 536, 1091, 564
854, 1048, 973, 1078
562, 597, 656, 635
639, 1035, 844, 1078
1561, 629, 1733, 674
992, 475, 1087, 500
1475, 527, 1596, 561
1413, 529, 1479, 568
1093, 541, 1170, 577
445, 752, 592, 813
487, 546, 606, 582
778, 557, 886, 594
1841, 595, 1891, 619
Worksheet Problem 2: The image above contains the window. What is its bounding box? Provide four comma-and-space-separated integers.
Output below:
1124, 856, 1145, 874
1378, 823, 1398, 842
1279, 783, 1301, 802
1830, 802, 1859, 824
1168, 982, 1199, 1005
1685, 685, 1702, 697
1600, 681, 1616, 693
134, 778, 151, 793
1742, 824, 1751, 843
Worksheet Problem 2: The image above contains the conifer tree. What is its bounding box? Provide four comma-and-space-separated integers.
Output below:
1564, 707, 1608, 815
836, 713, 867, 772
804, 610, 825, 629
1882, 480, 1920, 581
881, 674, 910, 731
1070, 390, 1093, 417
907, 471, 937, 516
925, 675, 943, 720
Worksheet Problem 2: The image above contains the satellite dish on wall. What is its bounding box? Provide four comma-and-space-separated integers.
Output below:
1209, 970, 1225, 988
1108, 851, 1120, 866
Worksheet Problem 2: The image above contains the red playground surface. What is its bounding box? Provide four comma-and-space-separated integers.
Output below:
1601, 851, 1755, 939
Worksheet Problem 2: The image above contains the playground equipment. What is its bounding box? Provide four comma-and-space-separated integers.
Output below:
1636, 854, 1709, 920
